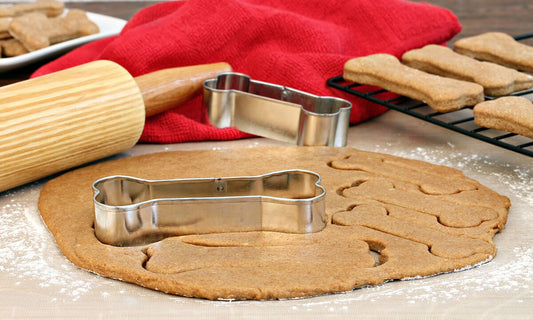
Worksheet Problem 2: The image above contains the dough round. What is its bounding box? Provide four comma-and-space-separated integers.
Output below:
38, 147, 509, 300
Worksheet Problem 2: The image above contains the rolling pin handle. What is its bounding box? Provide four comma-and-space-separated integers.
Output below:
134, 62, 233, 117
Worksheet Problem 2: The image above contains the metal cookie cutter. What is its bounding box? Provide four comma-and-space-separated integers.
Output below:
203, 73, 352, 147
93, 170, 326, 246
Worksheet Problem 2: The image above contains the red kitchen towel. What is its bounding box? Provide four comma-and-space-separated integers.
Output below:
32, 0, 461, 143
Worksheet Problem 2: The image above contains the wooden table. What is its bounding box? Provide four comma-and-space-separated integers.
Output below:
1, 1, 531, 319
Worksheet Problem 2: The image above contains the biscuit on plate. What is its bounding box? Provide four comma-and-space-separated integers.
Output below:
9, 9, 99, 51
0, 0, 64, 18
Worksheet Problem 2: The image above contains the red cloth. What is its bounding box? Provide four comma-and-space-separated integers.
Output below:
32, 0, 461, 143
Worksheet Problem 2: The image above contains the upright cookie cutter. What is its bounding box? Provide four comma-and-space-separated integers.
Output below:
203, 73, 352, 147
93, 170, 327, 246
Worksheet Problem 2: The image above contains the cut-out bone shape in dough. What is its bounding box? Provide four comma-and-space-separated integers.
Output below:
332, 204, 495, 259
9, 9, 99, 51
330, 150, 478, 195
340, 178, 498, 228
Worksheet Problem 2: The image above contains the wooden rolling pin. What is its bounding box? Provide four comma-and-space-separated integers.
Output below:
0, 60, 232, 193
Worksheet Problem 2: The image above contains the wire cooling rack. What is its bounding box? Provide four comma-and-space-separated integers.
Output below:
327, 33, 533, 158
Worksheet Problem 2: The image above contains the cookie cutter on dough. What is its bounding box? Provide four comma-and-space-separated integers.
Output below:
93, 170, 327, 246
203, 73, 352, 147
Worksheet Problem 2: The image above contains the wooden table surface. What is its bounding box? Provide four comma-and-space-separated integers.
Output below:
1, 0, 532, 86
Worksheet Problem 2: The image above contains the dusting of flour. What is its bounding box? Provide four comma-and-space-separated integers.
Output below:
391, 145, 533, 208
0, 184, 109, 302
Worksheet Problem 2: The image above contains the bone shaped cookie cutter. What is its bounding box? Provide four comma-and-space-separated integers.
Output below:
93, 170, 327, 246
203, 73, 352, 147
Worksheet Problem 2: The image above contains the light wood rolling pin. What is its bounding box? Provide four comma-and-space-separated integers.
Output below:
0, 60, 232, 193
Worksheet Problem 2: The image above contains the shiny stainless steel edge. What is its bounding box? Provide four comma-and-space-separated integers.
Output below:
92, 170, 327, 246
203, 72, 352, 147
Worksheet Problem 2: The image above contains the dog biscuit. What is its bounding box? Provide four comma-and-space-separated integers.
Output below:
9, 9, 99, 51
0, 17, 10, 39
0, 0, 64, 18
1, 38, 29, 57
402, 44, 533, 97
454, 32, 533, 73
344, 53, 484, 112
474, 96, 533, 139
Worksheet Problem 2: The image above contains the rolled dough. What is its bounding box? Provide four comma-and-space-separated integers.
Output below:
38, 147, 509, 300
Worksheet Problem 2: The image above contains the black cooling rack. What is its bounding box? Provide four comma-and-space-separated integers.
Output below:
327, 33, 533, 158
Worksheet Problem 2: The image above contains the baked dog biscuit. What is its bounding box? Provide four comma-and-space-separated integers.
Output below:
454, 32, 533, 73
0, 18, 10, 39
402, 44, 533, 97
1, 38, 29, 57
474, 96, 533, 139
344, 53, 484, 112
9, 10, 99, 51
0, 0, 64, 18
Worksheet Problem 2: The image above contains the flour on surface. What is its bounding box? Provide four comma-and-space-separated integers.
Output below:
0, 185, 103, 302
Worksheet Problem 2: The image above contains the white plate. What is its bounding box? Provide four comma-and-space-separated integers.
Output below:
0, 11, 127, 72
